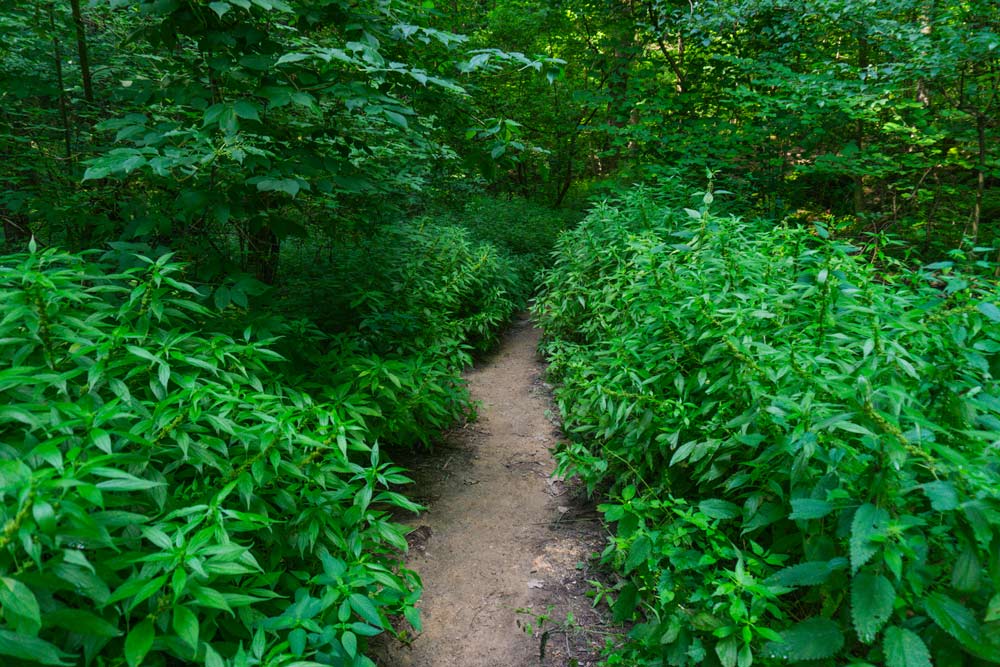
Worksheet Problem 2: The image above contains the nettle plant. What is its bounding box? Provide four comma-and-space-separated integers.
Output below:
535, 185, 1000, 666
0, 246, 422, 666
347, 220, 529, 357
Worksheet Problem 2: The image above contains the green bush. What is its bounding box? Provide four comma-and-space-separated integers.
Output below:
534, 184, 1000, 666
451, 195, 579, 275
261, 215, 542, 449
275, 215, 539, 351
348, 220, 529, 355
0, 247, 426, 667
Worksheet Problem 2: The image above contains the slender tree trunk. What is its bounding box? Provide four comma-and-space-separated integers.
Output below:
916, 0, 935, 105
854, 33, 869, 216
554, 133, 577, 207
677, 33, 684, 78
603, 46, 629, 173
627, 107, 640, 156
48, 3, 71, 159
648, 2, 685, 94
69, 0, 94, 103
973, 112, 985, 242
247, 225, 280, 284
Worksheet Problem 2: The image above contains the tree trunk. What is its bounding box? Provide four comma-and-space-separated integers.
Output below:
48, 3, 71, 159
854, 33, 869, 216
973, 112, 985, 242
554, 133, 577, 207
247, 225, 280, 284
916, 0, 935, 106
69, 0, 94, 103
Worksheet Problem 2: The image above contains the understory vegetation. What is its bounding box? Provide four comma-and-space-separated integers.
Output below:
0, 202, 558, 666
535, 184, 1000, 666
3, 0, 1000, 665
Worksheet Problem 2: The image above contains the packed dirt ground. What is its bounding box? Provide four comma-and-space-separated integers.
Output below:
373, 315, 612, 666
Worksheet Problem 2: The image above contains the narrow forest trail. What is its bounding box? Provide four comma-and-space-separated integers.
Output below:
374, 314, 607, 667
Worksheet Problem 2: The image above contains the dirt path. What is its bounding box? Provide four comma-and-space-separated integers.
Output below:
374, 315, 607, 667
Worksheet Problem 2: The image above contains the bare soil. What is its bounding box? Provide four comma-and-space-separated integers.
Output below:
373, 314, 610, 667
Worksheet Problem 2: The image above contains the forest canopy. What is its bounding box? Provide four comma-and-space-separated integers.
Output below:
4, 0, 998, 266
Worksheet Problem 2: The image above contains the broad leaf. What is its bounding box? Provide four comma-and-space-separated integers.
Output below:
0, 629, 70, 665
125, 619, 154, 667
233, 100, 260, 121
921, 481, 958, 511
850, 504, 888, 574
978, 302, 1000, 322
715, 637, 739, 667
209, 1, 230, 17
883, 626, 931, 667
851, 572, 895, 643
45, 609, 121, 638
624, 535, 652, 573
924, 592, 982, 644
951, 545, 981, 592
0, 577, 41, 634
766, 558, 847, 588
700, 499, 742, 520
256, 178, 301, 197
349, 593, 383, 628
765, 617, 844, 661
172, 605, 199, 650
789, 498, 834, 520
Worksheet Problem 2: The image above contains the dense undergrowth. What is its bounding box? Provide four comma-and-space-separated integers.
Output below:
0, 200, 555, 667
274, 196, 575, 336
535, 185, 1000, 666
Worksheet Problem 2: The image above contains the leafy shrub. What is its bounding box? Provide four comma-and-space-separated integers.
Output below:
275, 215, 538, 351
0, 247, 425, 667
269, 237, 366, 335
534, 184, 1000, 666
348, 220, 529, 355
449, 195, 579, 274
280, 329, 475, 451
265, 215, 541, 447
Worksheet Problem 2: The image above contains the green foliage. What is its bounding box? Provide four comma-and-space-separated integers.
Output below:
72, 0, 472, 277
0, 0, 561, 280
275, 212, 539, 352
0, 245, 445, 666
348, 221, 528, 354
534, 183, 1000, 665
884, 626, 933, 667
440, 195, 580, 276
449, 0, 1000, 245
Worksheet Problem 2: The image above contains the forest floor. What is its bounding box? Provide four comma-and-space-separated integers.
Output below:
373, 314, 611, 666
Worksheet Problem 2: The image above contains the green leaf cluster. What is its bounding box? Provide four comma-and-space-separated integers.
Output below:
347, 221, 527, 355
276, 211, 548, 362
0, 246, 451, 666
534, 181, 1000, 665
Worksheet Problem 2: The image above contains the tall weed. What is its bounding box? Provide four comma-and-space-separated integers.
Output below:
535, 185, 1000, 666
348, 221, 528, 355
275, 215, 539, 352
0, 247, 431, 666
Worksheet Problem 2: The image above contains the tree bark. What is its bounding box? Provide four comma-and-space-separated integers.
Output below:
48, 3, 71, 159
973, 112, 985, 242
916, 0, 935, 106
854, 32, 869, 216
69, 0, 94, 103
247, 225, 280, 284
647, 2, 685, 93
554, 132, 576, 207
